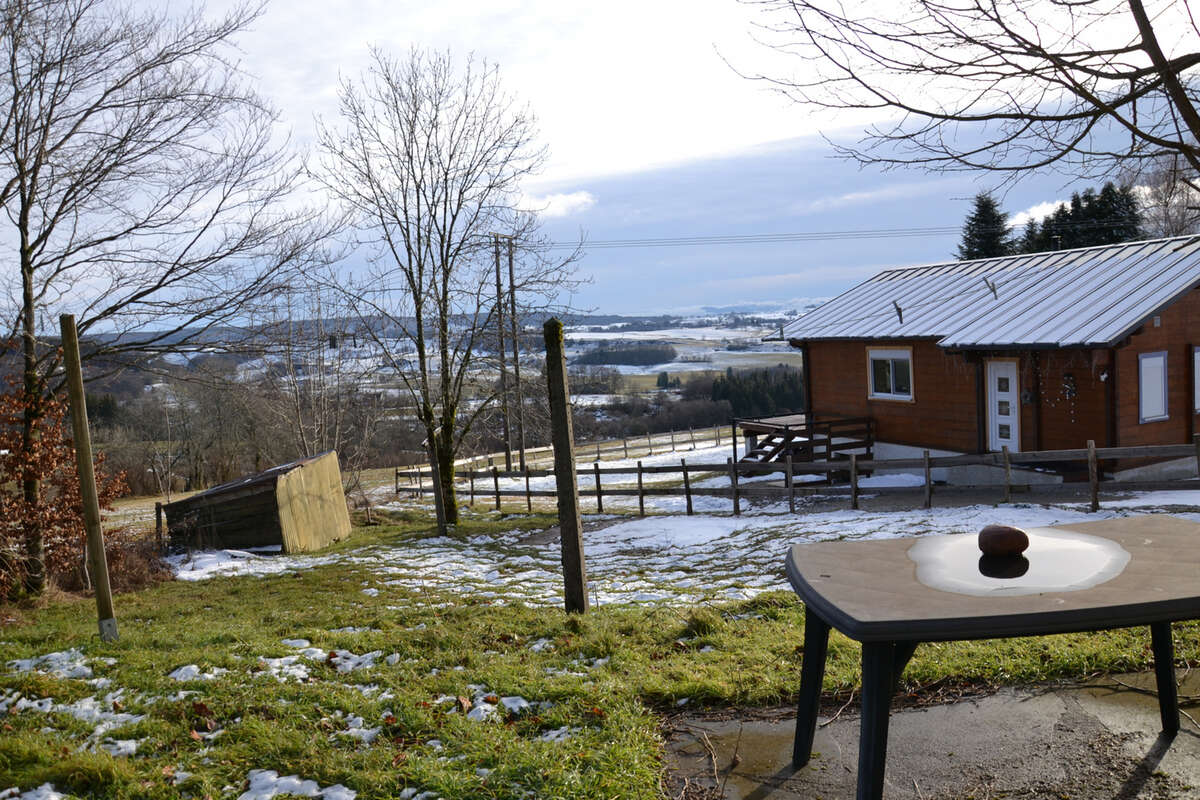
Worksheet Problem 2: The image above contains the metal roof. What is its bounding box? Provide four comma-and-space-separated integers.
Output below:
782, 235, 1200, 349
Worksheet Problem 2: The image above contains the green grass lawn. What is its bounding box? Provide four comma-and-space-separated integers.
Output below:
2, 512, 1195, 799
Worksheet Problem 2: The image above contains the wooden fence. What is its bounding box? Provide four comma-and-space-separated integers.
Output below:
396, 438, 1200, 516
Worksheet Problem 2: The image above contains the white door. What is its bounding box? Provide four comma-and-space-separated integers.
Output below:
986, 360, 1020, 452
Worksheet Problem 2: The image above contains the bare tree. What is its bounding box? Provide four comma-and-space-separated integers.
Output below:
742, 0, 1200, 181
0, 0, 329, 593
1124, 154, 1200, 237
314, 48, 579, 526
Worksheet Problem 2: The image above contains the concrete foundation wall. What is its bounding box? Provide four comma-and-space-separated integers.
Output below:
872, 441, 1063, 487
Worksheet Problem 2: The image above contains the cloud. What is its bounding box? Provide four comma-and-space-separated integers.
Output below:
524, 190, 597, 218
791, 180, 950, 215
1010, 199, 1066, 228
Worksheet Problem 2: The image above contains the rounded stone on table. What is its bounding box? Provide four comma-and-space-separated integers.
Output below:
978, 524, 1030, 557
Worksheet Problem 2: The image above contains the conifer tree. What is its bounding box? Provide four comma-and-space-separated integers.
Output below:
957, 193, 1011, 260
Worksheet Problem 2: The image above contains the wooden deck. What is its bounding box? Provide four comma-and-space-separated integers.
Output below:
735, 413, 874, 467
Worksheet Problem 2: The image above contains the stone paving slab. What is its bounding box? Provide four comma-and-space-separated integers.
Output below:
666, 671, 1200, 799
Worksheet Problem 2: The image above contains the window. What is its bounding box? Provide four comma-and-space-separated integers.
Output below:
1194, 347, 1200, 413
868, 348, 913, 400
1139, 351, 1168, 423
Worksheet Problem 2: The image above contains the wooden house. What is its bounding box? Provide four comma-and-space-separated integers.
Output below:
781, 235, 1200, 481
165, 450, 351, 552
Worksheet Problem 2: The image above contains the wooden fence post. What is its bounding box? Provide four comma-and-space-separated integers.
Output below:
155, 502, 164, 552
850, 453, 859, 511
728, 457, 741, 516
922, 450, 932, 509
682, 458, 693, 516
646, 432, 653, 455
61, 314, 117, 642
786, 455, 796, 514
525, 467, 532, 513
417, 469, 423, 498
492, 466, 501, 511
1088, 439, 1099, 512
716, 425, 722, 447
689, 427, 696, 449
469, 470, 475, 505
670, 430, 676, 450
1001, 446, 1012, 504
637, 460, 646, 516
596, 442, 601, 461
623, 439, 629, 459
543, 318, 588, 613
730, 422, 738, 461
594, 462, 604, 513
394, 467, 400, 495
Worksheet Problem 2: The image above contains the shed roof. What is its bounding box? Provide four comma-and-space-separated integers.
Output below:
782, 235, 1200, 349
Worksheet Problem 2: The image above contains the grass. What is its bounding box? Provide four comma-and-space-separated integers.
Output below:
2, 511, 1196, 799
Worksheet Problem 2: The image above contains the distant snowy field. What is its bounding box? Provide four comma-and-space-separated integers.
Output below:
564, 326, 771, 342
168, 487, 1200, 607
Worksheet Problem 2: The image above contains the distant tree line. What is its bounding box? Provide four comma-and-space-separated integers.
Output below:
708, 366, 805, 418
573, 343, 677, 366
957, 182, 1143, 261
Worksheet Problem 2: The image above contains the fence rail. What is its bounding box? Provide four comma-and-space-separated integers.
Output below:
395, 436, 1200, 517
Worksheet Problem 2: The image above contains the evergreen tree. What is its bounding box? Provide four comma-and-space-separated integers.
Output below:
957, 192, 1011, 260
1016, 181, 1142, 254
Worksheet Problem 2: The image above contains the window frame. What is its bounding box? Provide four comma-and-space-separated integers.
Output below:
867, 347, 914, 402
1193, 346, 1200, 413
1139, 350, 1169, 423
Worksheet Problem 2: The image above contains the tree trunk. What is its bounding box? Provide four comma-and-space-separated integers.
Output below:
436, 431, 458, 525
20, 256, 43, 594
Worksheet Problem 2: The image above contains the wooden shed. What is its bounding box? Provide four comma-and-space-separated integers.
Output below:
165, 450, 351, 553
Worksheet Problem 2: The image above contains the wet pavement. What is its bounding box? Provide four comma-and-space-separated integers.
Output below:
666, 670, 1200, 799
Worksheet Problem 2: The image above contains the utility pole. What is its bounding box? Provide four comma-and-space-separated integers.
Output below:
507, 237, 527, 470
493, 234, 512, 471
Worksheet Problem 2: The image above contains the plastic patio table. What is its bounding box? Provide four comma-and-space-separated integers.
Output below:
785, 515, 1200, 800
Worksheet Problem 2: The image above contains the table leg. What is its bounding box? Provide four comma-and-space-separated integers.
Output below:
1151, 622, 1179, 735
792, 607, 831, 769
893, 641, 919, 693
858, 641, 896, 800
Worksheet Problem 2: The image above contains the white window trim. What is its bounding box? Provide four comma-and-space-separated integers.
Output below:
867, 347, 914, 402
1193, 346, 1200, 413
1139, 350, 1169, 423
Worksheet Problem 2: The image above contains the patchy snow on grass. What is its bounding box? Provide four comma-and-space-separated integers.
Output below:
236, 769, 356, 800
0, 785, 68, 800
167, 664, 228, 682
168, 488, 1200, 607
0, 689, 146, 745
7, 649, 92, 680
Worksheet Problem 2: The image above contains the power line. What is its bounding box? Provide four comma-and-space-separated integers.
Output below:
539, 218, 1146, 251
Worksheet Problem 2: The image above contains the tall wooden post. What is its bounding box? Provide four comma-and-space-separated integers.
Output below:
492, 466, 501, 511
730, 422, 738, 461
543, 318, 588, 613
60, 315, 117, 642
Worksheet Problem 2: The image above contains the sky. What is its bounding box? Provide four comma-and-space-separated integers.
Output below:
207, 0, 1095, 315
